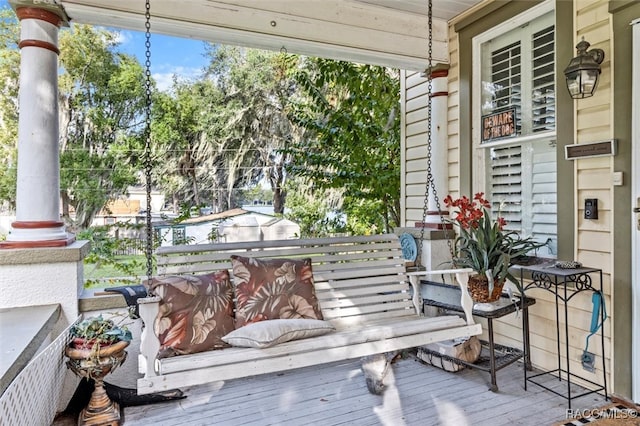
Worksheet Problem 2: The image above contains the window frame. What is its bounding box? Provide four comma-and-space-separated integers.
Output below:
172, 226, 187, 245
470, 0, 557, 256
471, 0, 555, 188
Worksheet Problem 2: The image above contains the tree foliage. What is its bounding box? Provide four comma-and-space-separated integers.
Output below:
0, 12, 401, 239
201, 46, 303, 213
0, 9, 20, 210
286, 59, 401, 234
58, 25, 147, 229
283, 179, 345, 238
151, 79, 220, 212
149, 46, 303, 214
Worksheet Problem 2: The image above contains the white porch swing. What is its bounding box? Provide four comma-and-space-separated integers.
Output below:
134, 0, 481, 397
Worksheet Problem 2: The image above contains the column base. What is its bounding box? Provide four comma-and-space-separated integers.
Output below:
2, 220, 72, 247
415, 210, 451, 230
414, 221, 453, 230
0, 234, 76, 249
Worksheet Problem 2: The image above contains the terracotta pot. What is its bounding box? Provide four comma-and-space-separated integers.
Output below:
467, 274, 505, 303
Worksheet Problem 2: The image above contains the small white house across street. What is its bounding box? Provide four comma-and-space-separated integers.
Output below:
154, 207, 300, 246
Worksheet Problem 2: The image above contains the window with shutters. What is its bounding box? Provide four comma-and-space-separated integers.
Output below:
172, 226, 187, 245
474, 6, 557, 258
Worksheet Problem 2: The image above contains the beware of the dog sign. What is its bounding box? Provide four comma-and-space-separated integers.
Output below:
481, 108, 516, 143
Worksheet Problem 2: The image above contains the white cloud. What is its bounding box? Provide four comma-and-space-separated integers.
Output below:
153, 73, 173, 93
112, 30, 130, 46
153, 66, 203, 92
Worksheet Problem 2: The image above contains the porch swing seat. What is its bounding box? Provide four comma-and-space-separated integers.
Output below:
136, 233, 482, 395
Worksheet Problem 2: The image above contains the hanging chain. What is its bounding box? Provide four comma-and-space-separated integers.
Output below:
144, 0, 154, 288
417, 0, 434, 265
418, 0, 455, 266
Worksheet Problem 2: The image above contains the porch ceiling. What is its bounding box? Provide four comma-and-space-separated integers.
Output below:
11, 0, 484, 70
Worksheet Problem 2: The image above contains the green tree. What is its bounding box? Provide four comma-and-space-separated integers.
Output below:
283, 180, 344, 238
58, 25, 147, 229
287, 59, 401, 234
151, 79, 218, 213
77, 223, 148, 288
201, 45, 303, 213
0, 9, 20, 212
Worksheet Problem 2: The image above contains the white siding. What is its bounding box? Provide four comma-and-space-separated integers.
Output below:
400, 0, 613, 394
401, 70, 431, 226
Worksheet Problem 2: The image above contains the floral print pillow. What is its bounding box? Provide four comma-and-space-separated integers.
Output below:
230, 256, 323, 328
145, 271, 235, 358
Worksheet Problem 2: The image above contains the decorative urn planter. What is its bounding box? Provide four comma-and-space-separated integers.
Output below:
65, 316, 132, 426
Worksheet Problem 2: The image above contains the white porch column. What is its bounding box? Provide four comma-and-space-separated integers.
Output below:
0, 7, 72, 249
421, 68, 451, 228
402, 67, 455, 272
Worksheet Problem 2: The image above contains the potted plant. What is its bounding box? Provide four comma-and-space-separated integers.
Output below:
65, 314, 132, 425
443, 193, 547, 303
66, 314, 132, 360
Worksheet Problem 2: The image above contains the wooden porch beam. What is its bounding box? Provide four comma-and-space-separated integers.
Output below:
59, 0, 449, 70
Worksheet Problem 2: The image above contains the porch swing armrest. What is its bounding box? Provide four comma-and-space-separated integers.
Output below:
138, 296, 161, 378
453, 270, 474, 326
407, 268, 475, 325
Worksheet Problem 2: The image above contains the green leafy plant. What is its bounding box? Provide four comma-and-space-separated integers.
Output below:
69, 314, 132, 349
444, 193, 547, 294
78, 224, 149, 289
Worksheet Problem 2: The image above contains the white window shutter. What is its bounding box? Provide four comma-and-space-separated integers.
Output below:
482, 11, 557, 257
489, 145, 523, 231
531, 25, 555, 133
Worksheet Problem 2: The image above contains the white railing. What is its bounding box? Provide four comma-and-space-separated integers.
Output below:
0, 321, 76, 425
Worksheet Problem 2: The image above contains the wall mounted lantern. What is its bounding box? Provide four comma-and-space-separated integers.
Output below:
563, 38, 605, 99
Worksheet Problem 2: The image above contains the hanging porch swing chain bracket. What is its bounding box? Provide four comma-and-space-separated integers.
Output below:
417, 0, 455, 268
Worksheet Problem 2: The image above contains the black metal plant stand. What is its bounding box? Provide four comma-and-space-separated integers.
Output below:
519, 265, 608, 409
421, 280, 536, 392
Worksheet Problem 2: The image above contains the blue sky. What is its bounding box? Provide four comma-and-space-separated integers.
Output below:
115, 30, 209, 91
1, 0, 209, 91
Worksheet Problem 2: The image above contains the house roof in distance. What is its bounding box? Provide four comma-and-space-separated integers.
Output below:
181, 208, 273, 225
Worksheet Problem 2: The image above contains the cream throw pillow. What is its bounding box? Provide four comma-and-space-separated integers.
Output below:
222, 319, 334, 349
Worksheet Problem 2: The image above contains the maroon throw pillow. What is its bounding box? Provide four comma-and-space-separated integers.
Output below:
230, 256, 323, 328
145, 271, 235, 358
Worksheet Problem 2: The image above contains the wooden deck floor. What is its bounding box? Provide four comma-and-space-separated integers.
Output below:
122, 354, 607, 425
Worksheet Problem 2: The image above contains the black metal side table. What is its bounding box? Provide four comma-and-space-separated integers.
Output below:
420, 280, 536, 392
518, 264, 608, 409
